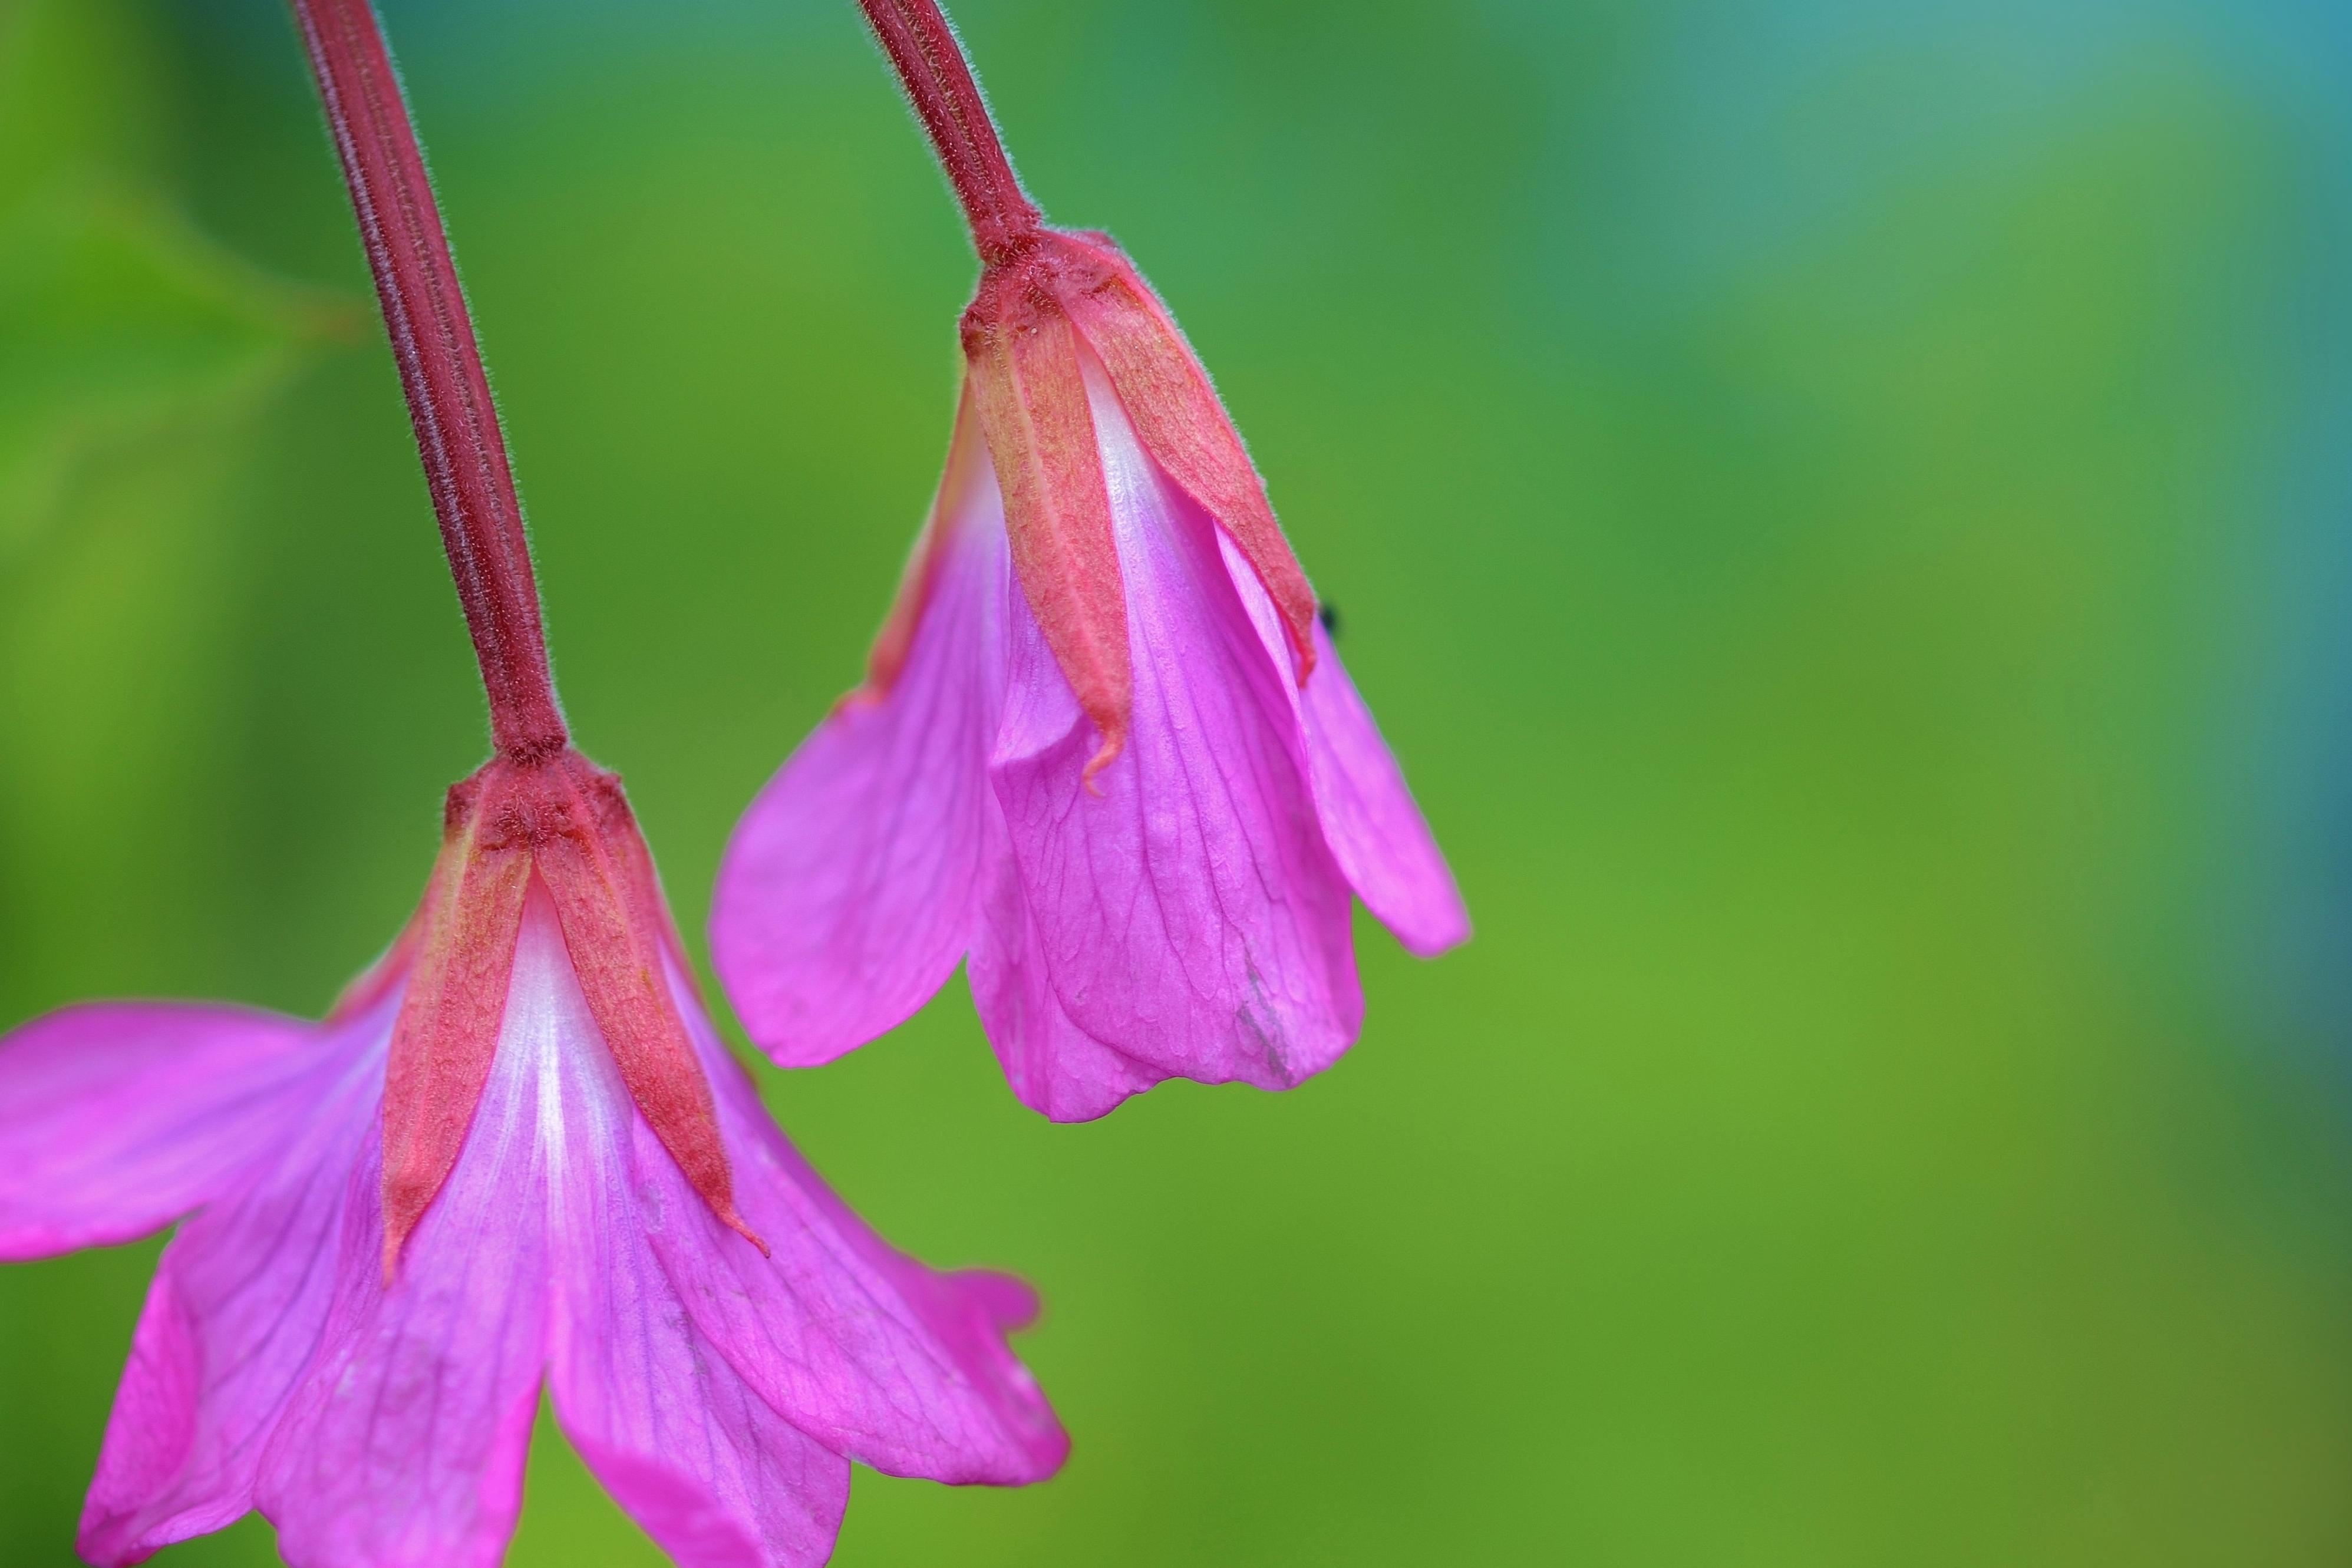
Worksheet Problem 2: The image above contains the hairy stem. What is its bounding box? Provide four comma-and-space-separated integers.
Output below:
856, 0, 1042, 266
291, 0, 568, 763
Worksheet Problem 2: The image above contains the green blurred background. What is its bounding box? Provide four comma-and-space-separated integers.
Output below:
4, 0, 2349, 1562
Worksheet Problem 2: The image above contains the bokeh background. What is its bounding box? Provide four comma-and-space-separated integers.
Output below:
4, 0, 2349, 1562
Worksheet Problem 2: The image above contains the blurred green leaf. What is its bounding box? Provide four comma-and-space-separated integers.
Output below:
0, 0, 165, 204
0, 0, 351, 1012
0, 184, 351, 563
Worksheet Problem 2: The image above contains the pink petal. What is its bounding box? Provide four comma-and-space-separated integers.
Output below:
712, 479, 1007, 1068
560, 1435, 843, 1568
253, 910, 568, 1568
944, 1267, 1044, 1333
1217, 547, 1470, 956
78, 996, 392, 1564
968, 809, 1170, 1121
1295, 620, 1469, 953
655, 956, 1069, 1486
983, 361, 1363, 1107
0, 1003, 331, 1259
543, 963, 850, 1568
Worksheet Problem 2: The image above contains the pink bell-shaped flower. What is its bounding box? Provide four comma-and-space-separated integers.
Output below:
714, 0, 1469, 1120
0, 5, 1062, 1562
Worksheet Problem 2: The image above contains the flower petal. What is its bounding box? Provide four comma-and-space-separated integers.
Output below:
254, 910, 565, 1568
77, 997, 391, 1564
1294, 619, 1470, 954
968, 808, 1170, 1122
0, 1002, 328, 1259
712, 454, 1007, 1069
559, 1427, 845, 1568
654, 958, 1069, 1486
1215, 542, 1470, 956
544, 966, 850, 1568
985, 359, 1364, 1103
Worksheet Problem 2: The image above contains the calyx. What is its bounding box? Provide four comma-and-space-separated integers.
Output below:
888, 227, 1322, 776
379, 750, 759, 1276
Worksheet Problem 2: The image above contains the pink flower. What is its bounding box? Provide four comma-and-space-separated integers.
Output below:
0, 4, 1064, 1561
712, 1, 1469, 1121
1, 843, 1063, 1568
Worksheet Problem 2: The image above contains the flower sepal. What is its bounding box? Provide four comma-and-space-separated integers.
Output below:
949, 227, 1321, 776
381, 748, 759, 1276
1020, 228, 1320, 676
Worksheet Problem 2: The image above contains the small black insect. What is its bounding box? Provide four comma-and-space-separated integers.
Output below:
1317, 601, 1341, 639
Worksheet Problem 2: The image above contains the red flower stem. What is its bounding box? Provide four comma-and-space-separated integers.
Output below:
856, 0, 1041, 266
291, 0, 569, 764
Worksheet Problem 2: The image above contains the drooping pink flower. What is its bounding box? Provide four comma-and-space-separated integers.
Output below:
0, 3, 1063, 1562
712, 0, 1469, 1121
3, 874, 1063, 1568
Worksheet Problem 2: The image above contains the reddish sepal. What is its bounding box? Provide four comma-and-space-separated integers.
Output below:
380, 752, 762, 1278
380, 783, 531, 1277
964, 258, 1131, 777
536, 767, 763, 1255
1047, 230, 1320, 682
